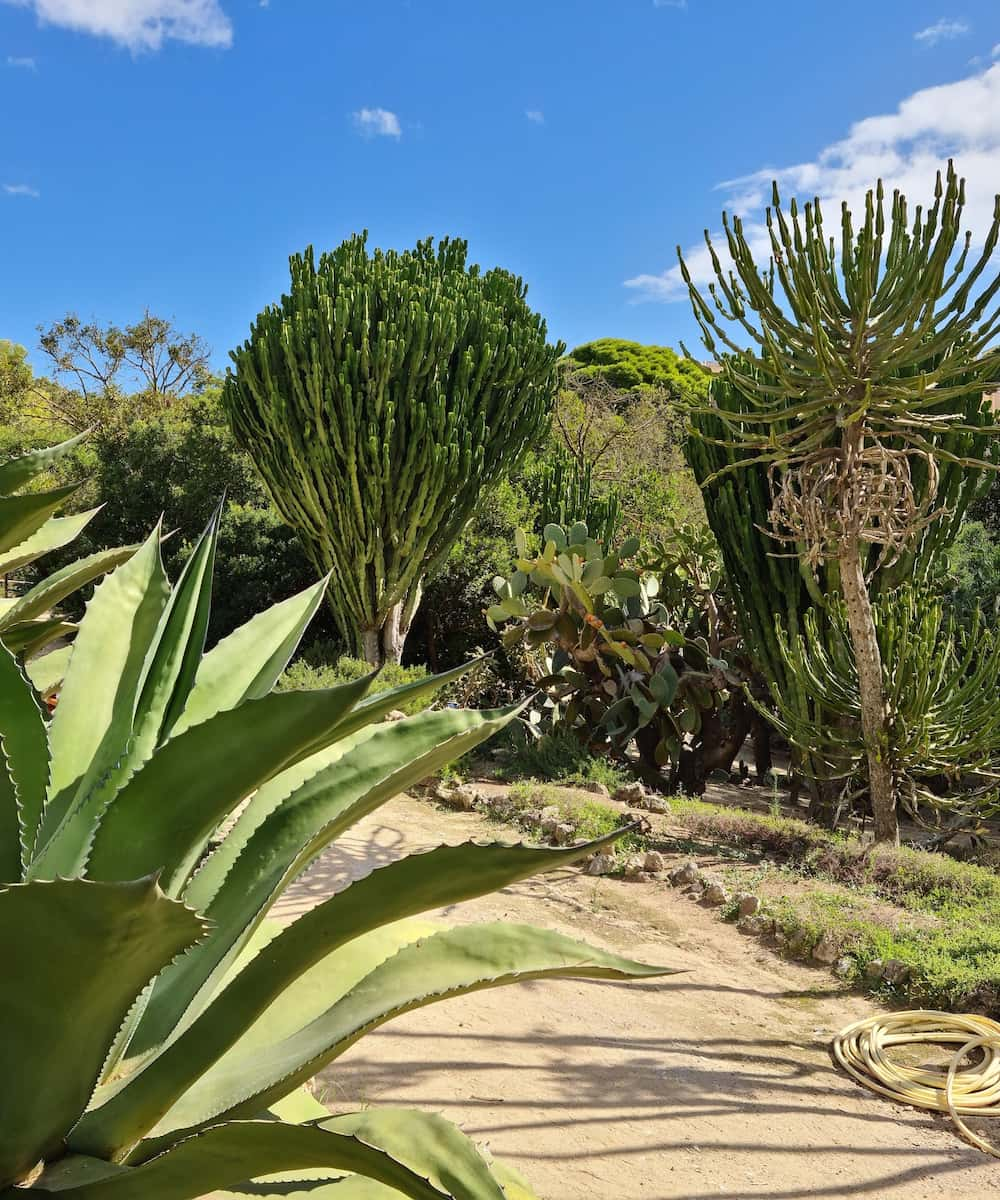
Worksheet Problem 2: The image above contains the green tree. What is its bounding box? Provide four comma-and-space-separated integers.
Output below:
78, 391, 319, 645
682, 164, 1000, 843
564, 338, 711, 395
223, 233, 562, 665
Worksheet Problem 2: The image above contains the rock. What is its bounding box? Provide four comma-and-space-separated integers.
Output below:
585, 853, 617, 876
539, 806, 561, 835
702, 880, 729, 906
643, 794, 671, 815
738, 913, 774, 936
811, 931, 840, 965
643, 850, 667, 874
613, 782, 648, 806
520, 808, 543, 827
623, 812, 653, 835
736, 893, 760, 918
552, 822, 577, 846
384, 709, 407, 722
668, 860, 701, 887
835, 956, 855, 980
786, 929, 814, 958
882, 958, 911, 987
623, 855, 646, 879
864, 958, 886, 982
579, 781, 611, 798
440, 784, 480, 812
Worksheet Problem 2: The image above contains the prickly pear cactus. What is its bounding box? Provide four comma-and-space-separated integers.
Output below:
488, 522, 737, 783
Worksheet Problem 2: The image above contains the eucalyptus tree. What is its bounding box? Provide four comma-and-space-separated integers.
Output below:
224, 234, 562, 665
681, 164, 1000, 843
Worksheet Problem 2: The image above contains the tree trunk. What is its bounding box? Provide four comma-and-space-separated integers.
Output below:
839, 532, 897, 844
750, 710, 772, 782
359, 581, 424, 667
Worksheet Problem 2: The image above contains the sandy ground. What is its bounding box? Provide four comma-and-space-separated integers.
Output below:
271, 796, 1000, 1200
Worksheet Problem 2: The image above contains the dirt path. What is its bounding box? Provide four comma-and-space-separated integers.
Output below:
272, 796, 999, 1200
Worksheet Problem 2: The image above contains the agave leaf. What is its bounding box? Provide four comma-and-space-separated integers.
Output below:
40, 1113, 505, 1200
0, 545, 138, 631
82, 678, 377, 890
77, 832, 620, 1153
24, 644, 73, 700
0, 430, 88, 496
134, 922, 674, 1148
0, 643, 50, 873
1, 618, 78, 656
126, 704, 519, 1063
0, 483, 82, 556
186, 658, 496, 913
0, 877, 204, 1190
131, 509, 220, 756
33, 527, 170, 870
169, 577, 330, 738
0, 508, 102, 579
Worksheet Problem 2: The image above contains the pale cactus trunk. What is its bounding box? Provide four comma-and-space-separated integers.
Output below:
359, 581, 423, 667
838, 428, 898, 845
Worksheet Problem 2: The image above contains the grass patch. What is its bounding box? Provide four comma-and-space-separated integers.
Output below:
490, 781, 645, 858
671, 796, 1000, 1013
505, 728, 632, 792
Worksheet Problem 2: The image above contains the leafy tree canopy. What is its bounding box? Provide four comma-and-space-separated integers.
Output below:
564, 338, 710, 397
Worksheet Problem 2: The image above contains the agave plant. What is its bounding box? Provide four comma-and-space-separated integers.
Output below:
0, 432, 133, 675
0, 510, 670, 1199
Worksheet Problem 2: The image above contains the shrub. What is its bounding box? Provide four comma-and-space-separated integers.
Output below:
280, 652, 436, 716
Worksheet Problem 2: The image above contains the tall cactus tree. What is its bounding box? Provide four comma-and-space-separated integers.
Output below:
686, 360, 995, 820
681, 163, 1000, 844
224, 234, 563, 665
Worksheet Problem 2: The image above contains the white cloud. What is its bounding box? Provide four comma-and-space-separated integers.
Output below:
525, 109, 544, 124
0, 1, 233, 51
6, 54, 36, 67
626, 61, 1000, 302
914, 18, 969, 46
353, 107, 402, 139
4, 183, 40, 197
992, 42, 1000, 58
653, 0, 687, 8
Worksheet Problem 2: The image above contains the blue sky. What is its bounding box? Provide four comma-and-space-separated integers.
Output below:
2, 0, 1000, 376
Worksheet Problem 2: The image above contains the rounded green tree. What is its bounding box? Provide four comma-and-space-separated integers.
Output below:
224, 233, 563, 664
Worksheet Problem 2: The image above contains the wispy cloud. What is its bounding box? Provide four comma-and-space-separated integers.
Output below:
6, 54, 36, 68
625, 61, 1000, 302
525, 109, 544, 124
4, 183, 40, 198
0, 1, 233, 51
353, 107, 402, 139
653, 0, 687, 8
914, 17, 969, 46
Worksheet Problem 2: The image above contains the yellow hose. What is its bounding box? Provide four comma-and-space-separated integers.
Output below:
832, 1011, 1000, 1157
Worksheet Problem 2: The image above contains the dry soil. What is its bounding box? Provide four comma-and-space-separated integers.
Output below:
270, 795, 1000, 1200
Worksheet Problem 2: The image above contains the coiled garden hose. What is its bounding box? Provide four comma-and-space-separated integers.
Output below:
833, 1011, 1000, 1157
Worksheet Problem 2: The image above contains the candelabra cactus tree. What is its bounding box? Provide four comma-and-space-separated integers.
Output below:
224, 234, 562, 665
681, 163, 1000, 843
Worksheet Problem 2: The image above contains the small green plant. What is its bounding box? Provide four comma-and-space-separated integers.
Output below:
280, 652, 436, 717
